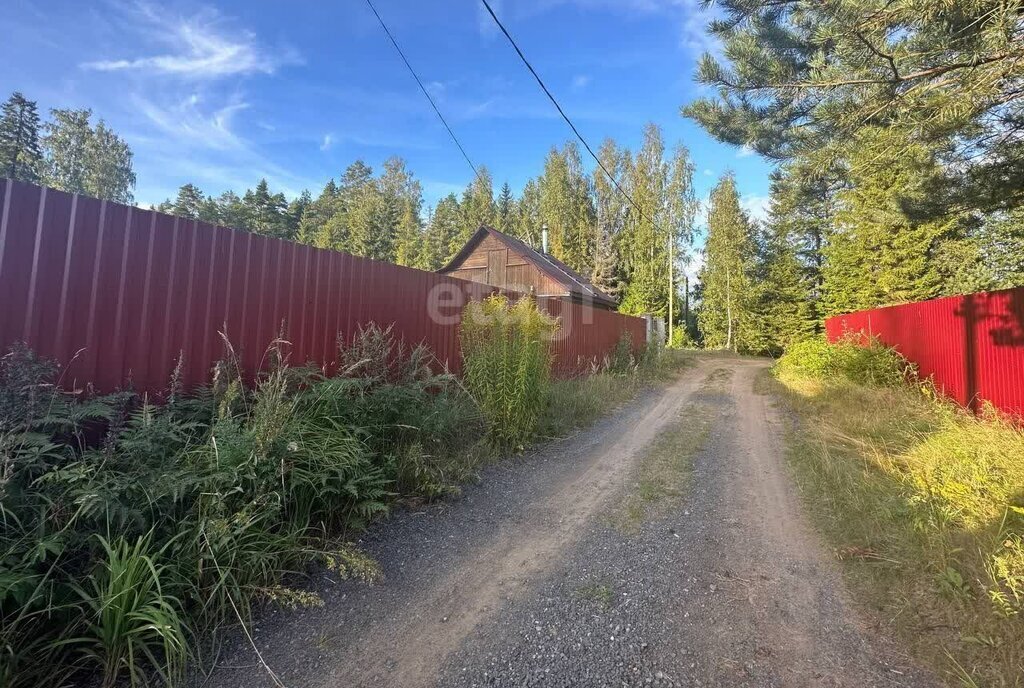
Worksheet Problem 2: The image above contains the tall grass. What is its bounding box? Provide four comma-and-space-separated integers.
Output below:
772, 338, 1024, 686
0, 326, 482, 687
460, 295, 559, 447
0, 316, 675, 687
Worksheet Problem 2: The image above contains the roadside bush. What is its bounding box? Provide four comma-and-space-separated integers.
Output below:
775, 335, 909, 386
460, 295, 559, 448
0, 326, 485, 688
668, 326, 695, 349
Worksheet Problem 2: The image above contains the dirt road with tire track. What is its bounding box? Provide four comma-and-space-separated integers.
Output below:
200, 355, 935, 688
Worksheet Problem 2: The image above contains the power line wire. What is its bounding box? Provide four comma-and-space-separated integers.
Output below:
478, 0, 654, 228
364, 0, 479, 177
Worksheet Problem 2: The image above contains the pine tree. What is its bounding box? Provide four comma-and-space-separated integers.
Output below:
243, 179, 292, 239
0, 92, 43, 183
684, 0, 1024, 216
214, 191, 247, 229
697, 174, 757, 351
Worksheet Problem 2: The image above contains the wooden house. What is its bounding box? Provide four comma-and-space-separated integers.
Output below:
438, 226, 617, 310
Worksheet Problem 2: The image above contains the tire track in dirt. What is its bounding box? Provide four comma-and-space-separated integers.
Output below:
313, 359, 713, 688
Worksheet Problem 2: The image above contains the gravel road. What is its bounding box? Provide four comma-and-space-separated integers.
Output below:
199, 355, 936, 688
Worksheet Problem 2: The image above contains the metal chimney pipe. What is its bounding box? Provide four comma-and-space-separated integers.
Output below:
541, 224, 549, 254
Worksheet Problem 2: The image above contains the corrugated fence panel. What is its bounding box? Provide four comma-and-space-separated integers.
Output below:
0, 180, 648, 395
825, 287, 1024, 417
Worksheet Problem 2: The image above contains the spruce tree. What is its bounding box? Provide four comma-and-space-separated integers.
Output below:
395, 198, 423, 267
460, 167, 496, 242
515, 179, 542, 247
287, 190, 312, 238
298, 180, 341, 247
170, 184, 205, 219
0, 92, 43, 183
496, 181, 515, 233
751, 226, 815, 354
539, 142, 594, 272
822, 128, 959, 315
591, 139, 626, 301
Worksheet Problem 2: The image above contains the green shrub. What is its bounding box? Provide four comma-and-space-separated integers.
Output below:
460, 295, 559, 448
0, 327, 485, 687
775, 335, 910, 387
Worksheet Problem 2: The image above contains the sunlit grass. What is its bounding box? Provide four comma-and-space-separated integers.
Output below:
769, 365, 1024, 686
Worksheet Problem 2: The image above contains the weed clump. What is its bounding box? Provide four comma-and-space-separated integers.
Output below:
460, 295, 559, 448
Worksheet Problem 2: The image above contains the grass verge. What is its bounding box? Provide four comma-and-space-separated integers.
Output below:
766, 368, 1024, 686
540, 349, 694, 440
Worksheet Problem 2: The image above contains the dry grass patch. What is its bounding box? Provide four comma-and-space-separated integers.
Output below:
611, 402, 713, 533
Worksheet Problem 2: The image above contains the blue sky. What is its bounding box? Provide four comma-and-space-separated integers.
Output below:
1, 0, 774, 233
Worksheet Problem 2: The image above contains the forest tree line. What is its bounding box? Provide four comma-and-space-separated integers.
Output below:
2, 91, 701, 320
153, 124, 700, 320
688, 0, 1024, 353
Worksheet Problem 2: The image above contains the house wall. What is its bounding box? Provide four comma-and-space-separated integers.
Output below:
444, 234, 564, 297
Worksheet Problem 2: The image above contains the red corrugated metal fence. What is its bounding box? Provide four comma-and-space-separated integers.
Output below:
0, 180, 647, 394
825, 288, 1024, 417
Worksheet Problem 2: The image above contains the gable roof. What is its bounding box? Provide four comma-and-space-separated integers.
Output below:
438, 225, 617, 309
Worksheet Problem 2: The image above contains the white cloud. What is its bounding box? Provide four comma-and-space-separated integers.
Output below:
133, 93, 249, 151
571, 74, 592, 90
320, 133, 334, 151
128, 91, 315, 198
741, 194, 771, 223
703, 168, 713, 176
81, 2, 298, 79
736, 144, 756, 158
682, 250, 704, 282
